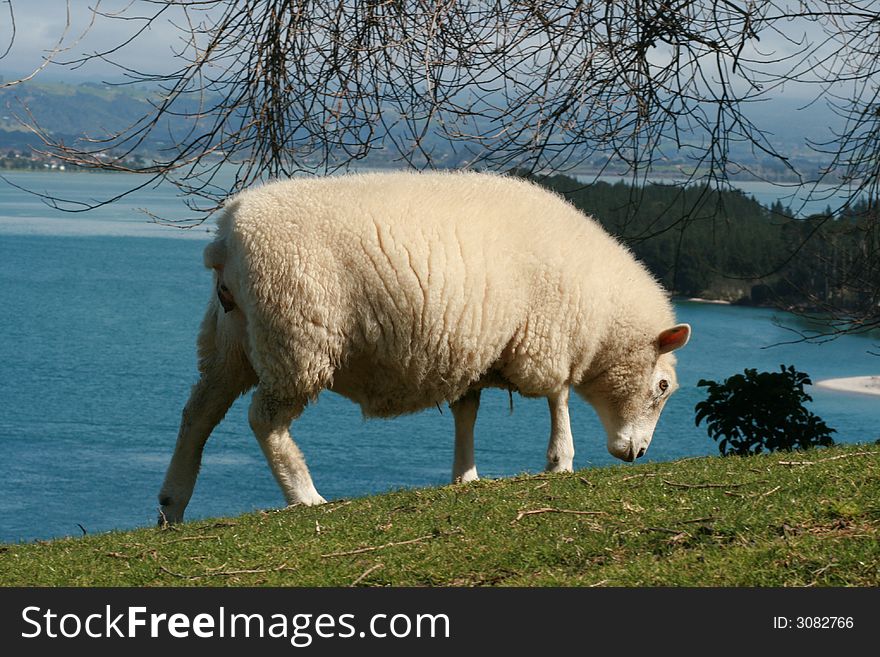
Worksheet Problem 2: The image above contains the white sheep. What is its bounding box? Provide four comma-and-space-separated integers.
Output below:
158, 171, 691, 522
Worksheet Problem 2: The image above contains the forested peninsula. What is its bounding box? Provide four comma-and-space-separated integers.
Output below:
528, 173, 876, 315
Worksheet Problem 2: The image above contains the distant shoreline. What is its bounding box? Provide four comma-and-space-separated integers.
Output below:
815, 376, 880, 397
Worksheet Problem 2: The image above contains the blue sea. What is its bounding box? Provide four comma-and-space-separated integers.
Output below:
1, 171, 877, 543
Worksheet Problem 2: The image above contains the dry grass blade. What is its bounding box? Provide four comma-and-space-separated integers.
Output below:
322, 500, 353, 514
777, 451, 879, 466
663, 480, 745, 489
350, 563, 383, 587
621, 473, 660, 482
757, 485, 782, 499
160, 535, 221, 545
158, 562, 290, 580
512, 507, 607, 524
321, 534, 437, 558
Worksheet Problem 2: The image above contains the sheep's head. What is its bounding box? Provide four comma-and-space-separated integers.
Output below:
576, 324, 691, 462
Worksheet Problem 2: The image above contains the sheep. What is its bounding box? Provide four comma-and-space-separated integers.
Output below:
158, 171, 691, 523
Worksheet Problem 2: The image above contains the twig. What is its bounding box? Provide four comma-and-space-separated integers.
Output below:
103, 546, 158, 561
512, 507, 607, 523
663, 479, 745, 489
680, 516, 715, 524
76, 523, 88, 536
323, 500, 353, 513
350, 563, 384, 587
578, 477, 595, 487
812, 562, 835, 577
757, 485, 782, 499
621, 473, 659, 482
104, 535, 220, 568
777, 451, 878, 466
588, 579, 609, 587
158, 562, 290, 580
321, 534, 437, 558
160, 535, 221, 544
647, 526, 690, 535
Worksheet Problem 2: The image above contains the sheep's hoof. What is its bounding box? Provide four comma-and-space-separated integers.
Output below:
453, 468, 479, 484
157, 496, 185, 526
157, 508, 182, 527
287, 493, 327, 508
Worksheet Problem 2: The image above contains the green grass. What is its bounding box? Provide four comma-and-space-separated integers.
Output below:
2, 444, 878, 586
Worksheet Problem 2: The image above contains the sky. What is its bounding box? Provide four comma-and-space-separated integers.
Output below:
0, 1, 188, 82
0, 0, 834, 91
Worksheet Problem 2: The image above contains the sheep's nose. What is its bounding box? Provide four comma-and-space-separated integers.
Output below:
636, 447, 646, 458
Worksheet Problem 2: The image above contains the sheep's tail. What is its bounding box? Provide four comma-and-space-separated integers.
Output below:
204, 237, 227, 271
204, 237, 236, 312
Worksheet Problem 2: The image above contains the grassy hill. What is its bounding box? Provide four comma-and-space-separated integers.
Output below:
1, 444, 877, 587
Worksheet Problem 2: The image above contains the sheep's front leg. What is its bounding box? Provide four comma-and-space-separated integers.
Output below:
546, 388, 574, 473
450, 389, 480, 483
248, 387, 326, 507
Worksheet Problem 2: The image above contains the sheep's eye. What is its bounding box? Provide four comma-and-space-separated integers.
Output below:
658, 379, 669, 393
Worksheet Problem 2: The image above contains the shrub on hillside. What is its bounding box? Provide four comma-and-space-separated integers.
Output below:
695, 365, 836, 456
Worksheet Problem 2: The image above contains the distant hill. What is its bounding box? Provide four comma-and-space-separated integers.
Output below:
0, 80, 842, 178
0, 80, 195, 154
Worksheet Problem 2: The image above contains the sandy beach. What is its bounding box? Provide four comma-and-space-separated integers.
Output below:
816, 376, 880, 397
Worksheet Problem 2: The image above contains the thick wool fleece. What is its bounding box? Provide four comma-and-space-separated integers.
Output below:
207, 171, 676, 417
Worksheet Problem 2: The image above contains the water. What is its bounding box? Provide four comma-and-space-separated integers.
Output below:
1, 171, 877, 543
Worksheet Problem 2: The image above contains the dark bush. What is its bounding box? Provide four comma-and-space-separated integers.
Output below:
695, 365, 836, 456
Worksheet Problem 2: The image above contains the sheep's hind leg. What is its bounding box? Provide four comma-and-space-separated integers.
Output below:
545, 388, 574, 473
159, 362, 255, 524
248, 386, 326, 507
450, 389, 480, 483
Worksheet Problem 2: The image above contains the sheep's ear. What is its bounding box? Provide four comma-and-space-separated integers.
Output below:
657, 323, 691, 354
204, 238, 227, 271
